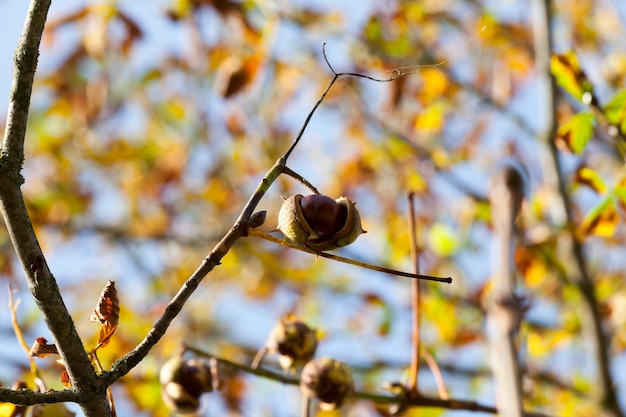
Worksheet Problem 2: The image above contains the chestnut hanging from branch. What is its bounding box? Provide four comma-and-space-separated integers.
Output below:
277, 194, 366, 252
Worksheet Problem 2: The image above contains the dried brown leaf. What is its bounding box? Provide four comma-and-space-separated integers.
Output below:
29, 337, 59, 358
60, 368, 71, 388
91, 281, 120, 350
91, 280, 119, 325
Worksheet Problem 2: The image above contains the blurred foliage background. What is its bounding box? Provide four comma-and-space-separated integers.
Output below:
2, 0, 626, 416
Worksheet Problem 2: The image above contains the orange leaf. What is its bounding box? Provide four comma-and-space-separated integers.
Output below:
60, 368, 71, 388
219, 55, 261, 98
95, 322, 118, 349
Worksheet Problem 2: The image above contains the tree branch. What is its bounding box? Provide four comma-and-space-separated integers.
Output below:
0, 1, 111, 416
1, 0, 48, 168
184, 346, 554, 417
487, 163, 526, 417
0, 387, 78, 406
103, 61, 443, 386
531, 1, 623, 416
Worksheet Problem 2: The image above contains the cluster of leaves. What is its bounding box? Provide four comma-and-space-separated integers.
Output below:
2, 0, 626, 416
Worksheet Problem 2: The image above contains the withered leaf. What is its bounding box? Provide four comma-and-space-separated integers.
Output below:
90, 280, 119, 324
90, 281, 119, 350
60, 368, 71, 388
29, 337, 59, 358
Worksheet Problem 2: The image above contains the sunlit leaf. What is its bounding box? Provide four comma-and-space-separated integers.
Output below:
551, 52, 594, 101
556, 112, 594, 154
60, 368, 71, 388
603, 89, 626, 134
515, 247, 549, 289
218, 55, 262, 98
574, 166, 607, 193
578, 196, 620, 238
427, 223, 459, 257
527, 329, 571, 357
418, 68, 449, 103
414, 101, 446, 132
0, 403, 17, 417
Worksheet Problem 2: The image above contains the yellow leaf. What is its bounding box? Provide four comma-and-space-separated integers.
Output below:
418, 68, 449, 102
414, 101, 446, 131
575, 167, 607, 193
551, 52, 594, 101
0, 403, 17, 417
527, 329, 570, 357
578, 197, 620, 238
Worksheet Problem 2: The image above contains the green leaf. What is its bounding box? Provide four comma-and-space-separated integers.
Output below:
557, 112, 594, 154
603, 89, 626, 134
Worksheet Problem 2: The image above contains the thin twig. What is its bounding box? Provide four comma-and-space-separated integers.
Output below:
422, 349, 449, 400
282, 43, 417, 162
282, 167, 320, 194
246, 228, 452, 283
250, 346, 268, 369
8, 284, 38, 377
407, 192, 421, 394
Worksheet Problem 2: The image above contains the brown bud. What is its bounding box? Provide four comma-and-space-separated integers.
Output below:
277, 194, 366, 252
266, 316, 318, 371
160, 357, 213, 414
300, 357, 354, 410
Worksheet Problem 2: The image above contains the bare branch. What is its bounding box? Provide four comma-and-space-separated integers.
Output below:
531, 0, 623, 416
0, 1, 111, 415
104, 63, 409, 384
0, 387, 78, 406
407, 192, 422, 394
184, 346, 555, 417
487, 162, 527, 417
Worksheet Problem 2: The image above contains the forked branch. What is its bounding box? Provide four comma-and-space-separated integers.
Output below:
103, 48, 427, 387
